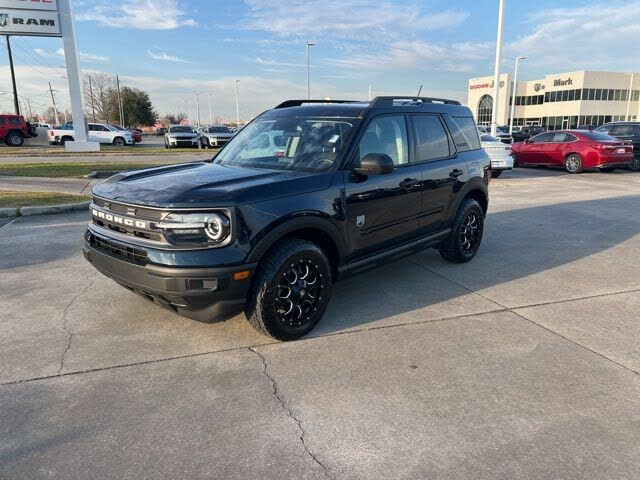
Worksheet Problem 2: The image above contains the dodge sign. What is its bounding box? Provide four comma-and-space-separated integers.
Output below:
0, 0, 58, 11
0, 7, 60, 35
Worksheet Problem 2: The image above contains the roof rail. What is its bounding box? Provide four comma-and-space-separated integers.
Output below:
274, 99, 361, 109
369, 96, 461, 107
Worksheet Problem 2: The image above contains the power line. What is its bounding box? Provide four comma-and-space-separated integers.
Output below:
13, 37, 67, 79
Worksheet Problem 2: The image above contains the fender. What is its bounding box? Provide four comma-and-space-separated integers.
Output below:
445, 177, 489, 221
246, 214, 348, 264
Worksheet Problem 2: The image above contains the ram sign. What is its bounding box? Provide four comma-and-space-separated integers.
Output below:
0, 7, 60, 35
0, 0, 58, 11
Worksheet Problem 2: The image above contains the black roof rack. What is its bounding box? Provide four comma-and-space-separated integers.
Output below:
275, 99, 362, 109
369, 96, 461, 107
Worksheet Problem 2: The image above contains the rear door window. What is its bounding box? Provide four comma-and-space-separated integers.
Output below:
410, 115, 450, 162
530, 132, 555, 143
445, 116, 481, 151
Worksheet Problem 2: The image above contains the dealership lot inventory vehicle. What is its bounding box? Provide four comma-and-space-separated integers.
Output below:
164, 125, 198, 148
480, 134, 513, 177
49, 123, 135, 146
511, 130, 633, 173
511, 125, 545, 143
0, 114, 35, 146
84, 97, 490, 340
111, 124, 142, 143
595, 122, 640, 170
198, 125, 234, 148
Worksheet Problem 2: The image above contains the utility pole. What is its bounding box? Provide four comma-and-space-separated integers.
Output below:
490, 0, 506, 137
5, 36, 20, 115
235, 80, 240, 127
27, 99, 33, 120
48, 82, 60, 126
88, 75, 96, 122
208, 93, 213, 124
116, 75, 124, 126
194, 90, 201, 126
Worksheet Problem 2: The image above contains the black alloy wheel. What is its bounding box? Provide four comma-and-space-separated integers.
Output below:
275, 261, 322, 328
439, 198, 484, 263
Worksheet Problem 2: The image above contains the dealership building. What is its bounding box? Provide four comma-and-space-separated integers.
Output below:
467, 70, 640, 130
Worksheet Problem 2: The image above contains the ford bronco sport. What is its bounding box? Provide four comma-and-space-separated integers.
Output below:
84, 97, 491, 340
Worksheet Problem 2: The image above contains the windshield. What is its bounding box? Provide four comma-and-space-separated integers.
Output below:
208, 126, 231, 133
216, 115, 358, 172
169, 126, 194, 133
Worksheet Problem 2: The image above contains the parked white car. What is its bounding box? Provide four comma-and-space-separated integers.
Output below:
48, 123, 134, 146
164, 125, 198, 148
481, 134, 513, 178
198, 125, 234, 148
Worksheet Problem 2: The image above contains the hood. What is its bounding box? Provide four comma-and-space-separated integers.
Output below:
91, 162, 334, 208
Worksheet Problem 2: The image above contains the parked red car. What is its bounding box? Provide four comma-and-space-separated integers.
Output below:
511, 130, 633, 173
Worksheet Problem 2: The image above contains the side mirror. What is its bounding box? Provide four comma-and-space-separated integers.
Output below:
354, 153, 394, 176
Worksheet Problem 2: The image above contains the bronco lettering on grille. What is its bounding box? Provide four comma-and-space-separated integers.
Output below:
92, 209, 148, 229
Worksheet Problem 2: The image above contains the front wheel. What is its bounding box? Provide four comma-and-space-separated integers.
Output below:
245, 239, 333, 341
113, 137, 126, 147
564, 154, 583, 174
439, 199, 484, 264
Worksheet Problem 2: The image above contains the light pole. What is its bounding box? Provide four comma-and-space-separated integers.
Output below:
368, 85, 373, 101
626, 72, 635, 121
490, 0, 506, 137
208, 93, 213, 124
509, 56, 526, 135
235, 80, 240, 127
194, 90, 201, 126
306, 41, 315, 100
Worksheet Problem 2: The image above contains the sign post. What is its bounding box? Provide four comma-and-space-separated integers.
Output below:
0, 0, 99, 151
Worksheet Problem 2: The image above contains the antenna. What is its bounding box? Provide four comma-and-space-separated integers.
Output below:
416, 84, 423, 97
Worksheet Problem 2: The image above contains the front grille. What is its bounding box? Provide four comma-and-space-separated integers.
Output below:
87, 231, 147, 265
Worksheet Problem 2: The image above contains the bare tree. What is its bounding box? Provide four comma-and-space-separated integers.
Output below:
83, 72, 116, 123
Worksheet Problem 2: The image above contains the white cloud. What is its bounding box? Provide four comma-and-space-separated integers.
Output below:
35, 47, 110, 63
76, 0, 197, 30
243, 0, 468, 39
505, 1, 640, 73
147, 50, 190, 63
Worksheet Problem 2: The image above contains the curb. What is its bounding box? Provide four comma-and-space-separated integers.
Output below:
1, 201, 90, 218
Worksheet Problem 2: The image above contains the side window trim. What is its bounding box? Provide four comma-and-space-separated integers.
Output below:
409, 114, 455, 164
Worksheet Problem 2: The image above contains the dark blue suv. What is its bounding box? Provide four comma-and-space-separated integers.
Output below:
84, 97, 491, 340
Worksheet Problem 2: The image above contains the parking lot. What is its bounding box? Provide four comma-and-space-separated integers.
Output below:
1, 167, 639, 479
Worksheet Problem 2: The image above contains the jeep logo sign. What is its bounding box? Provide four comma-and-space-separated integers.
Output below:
553, 78, 574, 87
0, 7, 60, 35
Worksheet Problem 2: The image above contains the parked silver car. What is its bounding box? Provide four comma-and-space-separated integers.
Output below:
198, 125, 234, 148
164, 125, 198, 148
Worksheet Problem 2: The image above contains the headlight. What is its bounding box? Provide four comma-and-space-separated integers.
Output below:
156, 212, 231, 247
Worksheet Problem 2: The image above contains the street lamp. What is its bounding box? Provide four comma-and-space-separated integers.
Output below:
509, 56, 527, 135
235, 80, 240, 127
490, 0, 506, 137
306, 41, 315, 100
193, 90, 201, 126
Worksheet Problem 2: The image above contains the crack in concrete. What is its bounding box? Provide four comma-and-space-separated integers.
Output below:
58, 275, 98, 375
249, 347, 335, 480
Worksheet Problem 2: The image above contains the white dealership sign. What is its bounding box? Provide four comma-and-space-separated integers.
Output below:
0, 0, 58, 11
0, 8, 60, 36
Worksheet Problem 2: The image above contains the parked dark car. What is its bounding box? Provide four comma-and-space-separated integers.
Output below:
511, 130, 633, 173
511, 125, 545, 143
155, 127, 167, 136
595, 122, 640, 170
84, 97, 491, 340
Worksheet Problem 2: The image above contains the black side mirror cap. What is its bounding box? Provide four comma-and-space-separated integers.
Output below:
354, 153, 395, 176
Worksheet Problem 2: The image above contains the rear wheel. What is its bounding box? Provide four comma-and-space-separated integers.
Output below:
491, 170, 503, 178
60, 135, 74, 146
245, 239, 332, 341
564, 154, 583, 174
5, 131, 23, 146
439, 198, 484, 264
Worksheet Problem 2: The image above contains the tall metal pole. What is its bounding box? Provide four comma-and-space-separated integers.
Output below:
59, 0, 89, 144
490, 0, 506, 137
116, 75, 124, 126
509, 56, 526, 134
626, 72, 634, 121
193, 90, 201, 126
88, 75, 96, 122
306, 41, 315, 100
208, 93, 213, 124
5, 36, 20, 116
48, 82, 60, 126
235, 80, 240, 127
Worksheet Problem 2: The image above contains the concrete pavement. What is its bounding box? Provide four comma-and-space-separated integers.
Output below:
1, 168, 639, 479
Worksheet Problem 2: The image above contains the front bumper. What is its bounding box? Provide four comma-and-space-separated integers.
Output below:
83, 231, 257, 322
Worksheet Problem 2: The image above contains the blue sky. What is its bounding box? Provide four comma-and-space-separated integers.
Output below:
2, 0, 640, 122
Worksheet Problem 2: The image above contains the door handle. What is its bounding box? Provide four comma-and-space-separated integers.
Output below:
399, 178, 420, 189
449, 169, 464, 179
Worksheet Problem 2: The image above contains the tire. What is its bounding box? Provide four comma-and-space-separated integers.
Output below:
113, 137, 126, 147
439, 198, 484, 264
245, 239, 333, 341
60, 136, 74, 146
564, 154, 583, 174
629, 153, 640, 171
491, 170, 503, 178
5, 131, 24, 147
